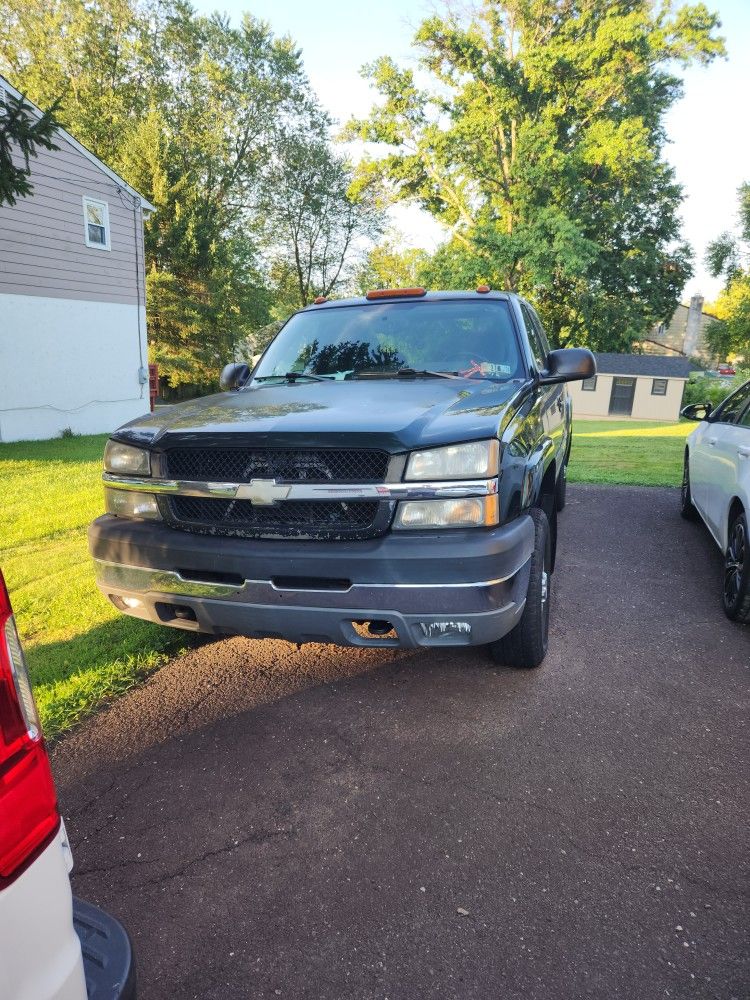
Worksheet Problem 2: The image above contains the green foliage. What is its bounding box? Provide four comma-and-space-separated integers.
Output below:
1, 0, 381, 387
705, 183, 750, 361
0, 89, 59, 205
354, 238, 430, 293
345, 0, 724, 350
682, 369, 750, 409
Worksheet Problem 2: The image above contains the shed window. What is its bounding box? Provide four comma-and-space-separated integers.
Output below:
83, 197, 110, 250
581, 376, 597, 391
651, 378, 668, 396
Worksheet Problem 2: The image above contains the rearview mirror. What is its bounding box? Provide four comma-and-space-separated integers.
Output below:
220, 362, 250, 392
681, 402, 712, 421
539, 348, 596, 385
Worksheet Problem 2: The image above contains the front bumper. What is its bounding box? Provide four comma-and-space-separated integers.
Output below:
89, 514, 534, 649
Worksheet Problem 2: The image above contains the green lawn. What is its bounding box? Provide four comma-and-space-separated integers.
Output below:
0, 434, 182, 740
0, 418, 691, 739
568, 419, 692, 487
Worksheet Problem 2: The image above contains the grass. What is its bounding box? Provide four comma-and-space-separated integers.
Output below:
0, 434, 182, 740
568, 419, 692, 487
0, 418, 690, 738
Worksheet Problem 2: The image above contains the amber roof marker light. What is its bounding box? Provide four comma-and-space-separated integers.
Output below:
365, 287, 427, 300
313, 295, 328, 305
476, 284, 491, 293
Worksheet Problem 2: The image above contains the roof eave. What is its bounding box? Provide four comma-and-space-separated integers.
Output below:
0, 74, 156, 214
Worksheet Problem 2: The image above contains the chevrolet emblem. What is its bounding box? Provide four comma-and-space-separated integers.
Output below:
235, 479, 291, 506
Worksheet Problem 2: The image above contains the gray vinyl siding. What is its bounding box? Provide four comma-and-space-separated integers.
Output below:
0, 133, 146, 305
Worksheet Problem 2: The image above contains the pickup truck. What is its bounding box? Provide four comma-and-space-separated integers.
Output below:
89, 288, 595, 669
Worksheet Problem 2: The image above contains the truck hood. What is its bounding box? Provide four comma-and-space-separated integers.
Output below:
116, 378, 529, 453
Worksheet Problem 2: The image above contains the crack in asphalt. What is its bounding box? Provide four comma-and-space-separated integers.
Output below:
75, 824, 296, 886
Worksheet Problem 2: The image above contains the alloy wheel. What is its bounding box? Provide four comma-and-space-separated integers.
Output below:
725, 519, 746, 608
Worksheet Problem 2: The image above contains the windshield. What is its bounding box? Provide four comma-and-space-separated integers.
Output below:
253, 299, 524, 382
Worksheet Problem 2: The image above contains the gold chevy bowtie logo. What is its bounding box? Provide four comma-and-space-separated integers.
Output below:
234, 479, 291, 505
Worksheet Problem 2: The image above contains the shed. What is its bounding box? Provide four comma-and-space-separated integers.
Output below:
568, 353, 691, 421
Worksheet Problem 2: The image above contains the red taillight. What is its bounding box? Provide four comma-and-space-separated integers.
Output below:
0, 572, 59, 886
365, 287, 427, 300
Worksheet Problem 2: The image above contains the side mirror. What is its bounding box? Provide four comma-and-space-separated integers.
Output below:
220, 362, 250, 392
681, 402, 712, 421
539, 348, 596, 385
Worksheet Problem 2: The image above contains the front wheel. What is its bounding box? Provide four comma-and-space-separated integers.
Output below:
723, 510, 750, 623
489, 508, 551, 668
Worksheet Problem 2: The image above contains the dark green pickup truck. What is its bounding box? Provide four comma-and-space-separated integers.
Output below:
89, 288, 594, 668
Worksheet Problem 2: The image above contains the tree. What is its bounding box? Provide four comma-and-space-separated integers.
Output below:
0, 90, 58, 205
355, 237, 430, 293
705, 182, 750, 360
260, 119, 385, 313
0, 0, 326, 387
345, 0, 724, 351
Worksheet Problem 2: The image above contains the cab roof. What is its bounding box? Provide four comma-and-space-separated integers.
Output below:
301, 289, 514, 311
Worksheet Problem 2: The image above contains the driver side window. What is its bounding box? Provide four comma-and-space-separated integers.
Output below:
714, 383, 750, 424
520, 303, 546, 371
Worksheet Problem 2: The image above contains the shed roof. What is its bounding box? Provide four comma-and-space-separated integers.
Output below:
593, 353, 691, 379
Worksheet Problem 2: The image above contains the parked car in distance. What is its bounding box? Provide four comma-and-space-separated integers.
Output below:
681, 379, 750, 622
0, 570, 136, 1000
90, 288, 595, 669
718, 364, 736, 377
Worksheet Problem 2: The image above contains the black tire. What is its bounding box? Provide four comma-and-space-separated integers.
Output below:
555, 460, 568, 512
489, 507, 551, 668
680, 451, 698, 521
723, 509, 750, 623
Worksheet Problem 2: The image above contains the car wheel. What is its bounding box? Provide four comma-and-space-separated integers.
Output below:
723, 509, 750, 623
489, 507, 551, 668
555, 460, 568, 512
680, 451, 698, 521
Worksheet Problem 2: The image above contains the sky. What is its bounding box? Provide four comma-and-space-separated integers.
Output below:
193, 0, 750, 304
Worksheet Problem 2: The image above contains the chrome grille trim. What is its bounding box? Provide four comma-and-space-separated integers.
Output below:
102, 473, 499, 503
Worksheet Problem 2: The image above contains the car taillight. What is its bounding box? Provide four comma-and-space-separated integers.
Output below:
0, 571, 59, 886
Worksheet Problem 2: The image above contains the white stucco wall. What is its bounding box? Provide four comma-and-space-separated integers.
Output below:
0, 293, 150, 442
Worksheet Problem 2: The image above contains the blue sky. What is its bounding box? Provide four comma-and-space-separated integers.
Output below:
193, 0, 750, 302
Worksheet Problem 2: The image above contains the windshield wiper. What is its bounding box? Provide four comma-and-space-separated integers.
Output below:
355, 368, 460, 380
255, 371, 329, 383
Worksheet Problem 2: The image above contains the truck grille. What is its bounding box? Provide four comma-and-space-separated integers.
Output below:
164, 447, 389, 484
161, 446, 391, 539
167, 497, 383, 540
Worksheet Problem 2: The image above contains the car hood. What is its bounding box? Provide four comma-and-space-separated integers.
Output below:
116, 378, 529, 453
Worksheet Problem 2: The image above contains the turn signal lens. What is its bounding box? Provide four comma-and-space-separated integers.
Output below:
105, 488, 162, 520
394, 495, 499, 529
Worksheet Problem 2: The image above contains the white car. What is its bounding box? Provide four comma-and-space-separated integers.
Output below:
681, 379, 750, 622
0, 571, 135, 1000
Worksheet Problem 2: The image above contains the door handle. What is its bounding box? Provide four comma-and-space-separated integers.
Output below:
739, 446, 750, 458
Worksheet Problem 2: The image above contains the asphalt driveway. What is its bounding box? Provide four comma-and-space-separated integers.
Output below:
51, 485, 749, 1000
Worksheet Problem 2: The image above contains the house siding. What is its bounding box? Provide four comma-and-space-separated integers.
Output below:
0, 292, 149, 441
0, 135, 146, 306
569, 374, 687, 421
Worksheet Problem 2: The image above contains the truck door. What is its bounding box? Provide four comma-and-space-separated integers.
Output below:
521, 303, 566, 459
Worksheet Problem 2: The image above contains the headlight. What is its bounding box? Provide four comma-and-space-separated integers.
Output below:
105, 488, 161, 520
104, 440, 151, 476
394, 495, 498, 529
405, 440, 499, 481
